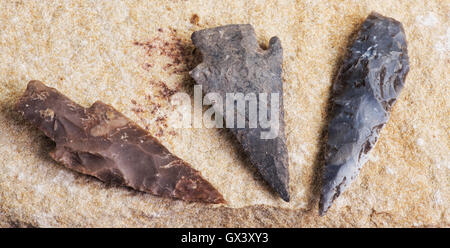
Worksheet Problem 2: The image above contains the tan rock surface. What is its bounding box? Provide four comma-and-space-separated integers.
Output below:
0, 0, 448, 227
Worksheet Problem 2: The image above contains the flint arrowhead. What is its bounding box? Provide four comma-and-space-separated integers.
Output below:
319, 12, 410, 215
190, 24, 290, 201
16, 80, 225, 204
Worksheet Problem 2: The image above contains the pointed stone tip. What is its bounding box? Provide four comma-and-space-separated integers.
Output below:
318, 190, 333, 216
264, 169, 290, 202
279, 189, 290, 202
318, 202, 327, 216
260, 163, 290, 202
318, 201, 328, 216
214, 197, 226, 204
209, 189, 226, 204
318, 208, 326, 217
200, 191, 226, 204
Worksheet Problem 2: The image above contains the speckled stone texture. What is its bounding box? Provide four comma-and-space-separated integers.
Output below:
0, 0, 448, 227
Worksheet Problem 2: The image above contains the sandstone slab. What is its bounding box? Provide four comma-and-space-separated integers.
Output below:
0, 0, 448, 227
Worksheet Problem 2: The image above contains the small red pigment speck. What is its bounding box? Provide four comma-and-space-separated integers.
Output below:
155, 116, 166, 122
132, 107, 144, 113
158, 81, 177, 98
190, 14, 200, 25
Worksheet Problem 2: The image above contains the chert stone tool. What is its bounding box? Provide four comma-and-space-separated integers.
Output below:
320, 12, 410, 215
16, 80, 225, 204
190, 24, 290, 201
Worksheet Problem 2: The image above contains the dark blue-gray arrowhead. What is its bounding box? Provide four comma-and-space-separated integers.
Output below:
319, 12, 410, 215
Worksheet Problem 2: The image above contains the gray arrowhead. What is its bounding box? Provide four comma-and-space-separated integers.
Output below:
190, 24, 290, 201
319, 12, 410, 215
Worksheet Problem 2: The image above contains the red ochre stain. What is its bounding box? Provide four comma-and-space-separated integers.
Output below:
129, 91, 175, 138
132, 28, 195, 137
133, 28, 198, 75
157, 81, 177, 99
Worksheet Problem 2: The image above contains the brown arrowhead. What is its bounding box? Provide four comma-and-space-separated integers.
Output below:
16, 80, 225, 204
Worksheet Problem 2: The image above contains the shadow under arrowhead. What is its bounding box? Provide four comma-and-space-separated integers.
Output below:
190, 24, 290, 201
16, 80, 225, 204
319, 12, 410, 215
